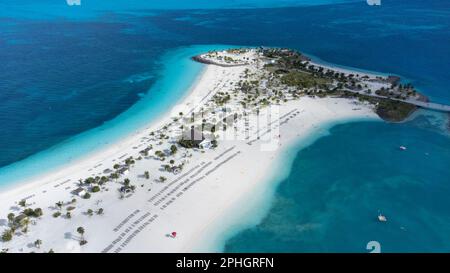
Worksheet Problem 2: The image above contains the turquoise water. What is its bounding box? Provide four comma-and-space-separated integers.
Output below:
0, 45, 231, 188
225, 113, 450, 253
2, 1, 450, 180
1, 0, 450, 252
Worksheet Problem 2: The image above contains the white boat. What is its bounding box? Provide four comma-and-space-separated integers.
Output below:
378, 214, 387, 222
399, 146, 407, 151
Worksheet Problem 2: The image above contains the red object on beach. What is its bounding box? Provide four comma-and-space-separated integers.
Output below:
172, 232, 177, 238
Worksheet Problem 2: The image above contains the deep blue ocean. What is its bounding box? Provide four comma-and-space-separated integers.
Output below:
1, 0, 449, 252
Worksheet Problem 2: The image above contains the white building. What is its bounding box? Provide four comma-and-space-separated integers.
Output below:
72, 187, 87, 197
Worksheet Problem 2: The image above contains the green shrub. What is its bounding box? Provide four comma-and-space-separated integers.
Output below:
1, 230, 13, 242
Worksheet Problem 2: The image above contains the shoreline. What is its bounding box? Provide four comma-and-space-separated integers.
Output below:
191, 55, 248, 67
0, 48, 381, 253
188, 115, 380, 252
0, 45, 438, 193
0, 65, 208, 196
0, 46, 211, 193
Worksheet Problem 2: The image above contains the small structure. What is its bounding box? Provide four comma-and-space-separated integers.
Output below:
118, 167, 129, 176
199, 139, 213, 149
72, 187, 87, 198
119, 186, 132, 194
173, 167, 182, 175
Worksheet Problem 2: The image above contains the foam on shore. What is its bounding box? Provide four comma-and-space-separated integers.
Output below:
0, 45, 231, 191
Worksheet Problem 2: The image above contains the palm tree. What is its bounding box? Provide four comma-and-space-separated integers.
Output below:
110, 172, 119, 181
170, 145, 178, 155
77, 227, 85, 241
7, 213, 15, 228
34, 239, 42, 249
34, 208, 43, 218
55, 201, 63, 211
124, 178, 130, 187
22, 217, 30, 233
1, 229, 13, 242
125, 157, 135, 167
18, 200, 26, 208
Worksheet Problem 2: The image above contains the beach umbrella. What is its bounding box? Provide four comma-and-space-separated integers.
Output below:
172, 231, 177, 238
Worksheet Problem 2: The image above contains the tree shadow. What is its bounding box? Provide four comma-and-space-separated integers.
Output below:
9, 206, 21, 212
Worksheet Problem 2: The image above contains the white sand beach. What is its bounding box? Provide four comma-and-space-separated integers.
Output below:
0, 49, 380, 253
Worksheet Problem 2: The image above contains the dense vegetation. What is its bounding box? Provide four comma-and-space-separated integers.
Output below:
375, 99, 417, 122
262, 48, 419, 122
327, 90, 417, 122
281, 71, 331, 89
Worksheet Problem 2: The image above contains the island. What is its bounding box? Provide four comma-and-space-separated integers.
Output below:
196, 48, 428, 122
0, 47, 445, 253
